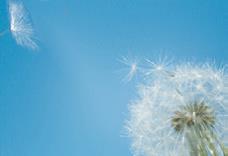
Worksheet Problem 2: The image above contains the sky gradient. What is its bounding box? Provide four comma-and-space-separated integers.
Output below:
0, 0, 228, 155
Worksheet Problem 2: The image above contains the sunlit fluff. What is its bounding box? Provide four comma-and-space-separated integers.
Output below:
9, 1, 38, 49
126, 61, 228, 156
119, 56, 139, 82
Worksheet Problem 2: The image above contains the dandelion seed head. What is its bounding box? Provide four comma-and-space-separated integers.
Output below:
171, 102, 215, 132
9, 1, 38, 50
126, 61, 228, 156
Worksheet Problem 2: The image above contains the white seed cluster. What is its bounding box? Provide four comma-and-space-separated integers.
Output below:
126, 62, 228, 156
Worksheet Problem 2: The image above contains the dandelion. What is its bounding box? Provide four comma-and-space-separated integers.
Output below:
8, 1, 38, 50
119, 56, 140, 82
125, 61, 228, 156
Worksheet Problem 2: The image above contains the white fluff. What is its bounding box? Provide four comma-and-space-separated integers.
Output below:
126, 61, 228, 156
9, 1, 38, 50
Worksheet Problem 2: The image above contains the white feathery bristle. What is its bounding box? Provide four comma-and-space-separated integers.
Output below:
126, 60, 228, 156
9, 1, 38, 50
120, 56, 139, 82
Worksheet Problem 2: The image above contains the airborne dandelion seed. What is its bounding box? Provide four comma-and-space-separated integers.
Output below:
9, 1, 38, 49
119, 56, 139, 82
124, 60, 228, 156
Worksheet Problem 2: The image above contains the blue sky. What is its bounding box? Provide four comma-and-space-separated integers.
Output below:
0, 0, 228, 155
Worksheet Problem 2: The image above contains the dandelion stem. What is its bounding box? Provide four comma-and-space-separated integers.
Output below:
224, 147, 228, 156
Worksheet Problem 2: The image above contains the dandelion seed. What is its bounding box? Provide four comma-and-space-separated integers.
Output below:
145, 57, 174, 77
9, 1, 38, 50
125, 61, 228, 156
119, 56, 139, 82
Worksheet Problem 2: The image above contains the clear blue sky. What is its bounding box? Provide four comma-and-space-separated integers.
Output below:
0, 0, 228, 155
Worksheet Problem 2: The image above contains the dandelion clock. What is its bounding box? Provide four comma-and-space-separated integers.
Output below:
125, 60, 228, 156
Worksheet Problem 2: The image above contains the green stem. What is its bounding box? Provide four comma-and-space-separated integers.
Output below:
224, 147, 228, 156
185, 127, 221, 156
